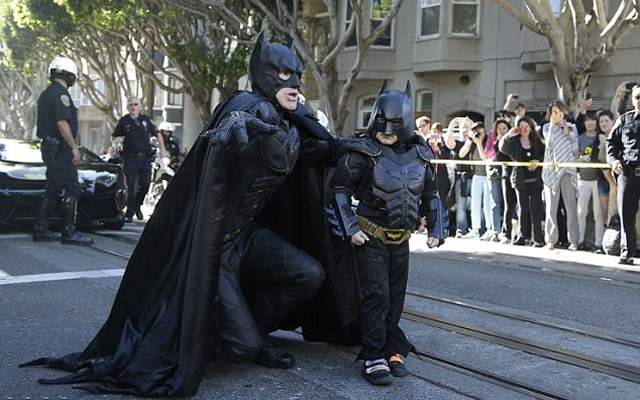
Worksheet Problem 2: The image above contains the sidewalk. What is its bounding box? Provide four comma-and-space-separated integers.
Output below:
409, 235, 640, 274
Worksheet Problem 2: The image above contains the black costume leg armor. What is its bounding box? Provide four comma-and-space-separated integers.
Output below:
240, 225, 324, 336
216, 223, 324, 364
355, 238, 412, 360
217, 238, 262, 363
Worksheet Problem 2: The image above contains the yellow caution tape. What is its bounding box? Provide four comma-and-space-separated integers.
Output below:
429, 159, 611, 169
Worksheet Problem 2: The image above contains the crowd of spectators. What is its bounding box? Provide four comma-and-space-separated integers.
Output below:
417, 82, 638, 261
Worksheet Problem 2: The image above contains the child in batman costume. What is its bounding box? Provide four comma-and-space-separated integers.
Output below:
20, 31, 361, 397
327, 81, 448, 385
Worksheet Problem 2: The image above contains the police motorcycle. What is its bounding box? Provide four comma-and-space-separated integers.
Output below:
143, 135, 175, 212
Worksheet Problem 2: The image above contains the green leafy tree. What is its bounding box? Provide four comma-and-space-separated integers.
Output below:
0, 4, 56, 138
3, 0, 135, 140
125, 0, 255, 123
242, 0, 405, 134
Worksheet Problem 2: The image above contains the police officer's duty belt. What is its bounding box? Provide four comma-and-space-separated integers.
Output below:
357, 216, 412, 245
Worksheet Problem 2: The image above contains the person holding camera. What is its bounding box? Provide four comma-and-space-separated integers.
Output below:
499, 116, 545, 246
541, 100, 580, 251
611, 81, 637, 119
420, 120, 452, 222
606, 85, 640, 265
445, 116, 474, 237
503, 93, 526, 123
112, 95, 159, 222
458, 122, 492, 239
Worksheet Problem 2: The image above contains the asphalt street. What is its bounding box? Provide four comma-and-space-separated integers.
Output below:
1, 221, 639, 400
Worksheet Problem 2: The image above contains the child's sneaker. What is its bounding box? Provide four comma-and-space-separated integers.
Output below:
362, 358, 393, 385
388, 354, 408, 377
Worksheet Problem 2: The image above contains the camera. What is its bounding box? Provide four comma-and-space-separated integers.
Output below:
470, 130, 482, 139
626, 82, 637, 91
512, 94, 519, 99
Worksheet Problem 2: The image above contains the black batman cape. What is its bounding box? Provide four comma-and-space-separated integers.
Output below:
21, 91, 360, 397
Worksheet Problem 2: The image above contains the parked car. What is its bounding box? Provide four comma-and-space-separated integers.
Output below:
0, 138, 127, 230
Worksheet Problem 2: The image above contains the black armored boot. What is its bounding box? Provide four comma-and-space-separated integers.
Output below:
33, 195, 60, 242
253, 340, 296, 369
60, 197, 94, 245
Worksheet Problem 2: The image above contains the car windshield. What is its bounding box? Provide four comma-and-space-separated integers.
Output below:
0, 140, 42, 163
0, 140, 103, 164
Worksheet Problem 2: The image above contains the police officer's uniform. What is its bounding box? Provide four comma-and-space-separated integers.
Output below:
606, 109, 640, 263
112, 113, 157, 220
34, 77, 93, 245
164, 135, 181, 168
37, 81, 81, 199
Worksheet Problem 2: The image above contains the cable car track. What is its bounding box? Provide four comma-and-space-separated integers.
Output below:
401, 307, 640, 385
406, 290, 640, 348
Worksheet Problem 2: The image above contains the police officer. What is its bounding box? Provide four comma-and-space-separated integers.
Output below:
157, 121, 181, 169
607, 85, 640, 265
33, 56, 93, 245
112, 96, 158, 222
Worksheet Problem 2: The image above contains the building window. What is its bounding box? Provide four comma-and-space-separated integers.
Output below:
452, 0, 479, 36
167, 77, 183, 106
416, 91, 434, 119
311, 13, 330, 61
371, 0, 393, 47
358, 95, 378, 129
527, 1, 598, 19
420, 92, 434, 112
344, 1, 393, 48
344, 3, 356, 47
420, 0, 440, 37
549, 0, 561, 17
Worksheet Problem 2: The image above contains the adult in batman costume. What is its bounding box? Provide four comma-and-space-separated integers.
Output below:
20, 31, 361, 397
327, 81, 448, 385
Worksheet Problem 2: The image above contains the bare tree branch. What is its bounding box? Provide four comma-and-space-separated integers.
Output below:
489, 0, 540, 33
492, 0, 640, 113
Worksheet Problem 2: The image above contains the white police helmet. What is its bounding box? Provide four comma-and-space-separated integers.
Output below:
158, 121, 174, 132
48, 56, 78, 87
316, 110, 329, 130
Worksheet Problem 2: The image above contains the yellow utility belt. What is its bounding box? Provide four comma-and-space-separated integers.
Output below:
357, 216, 412, 245
430, 159, 610, 169
222, 228, 241, 244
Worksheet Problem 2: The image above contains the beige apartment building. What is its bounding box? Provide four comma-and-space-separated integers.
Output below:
316, 0, 640, 132
71, 1, 640, 151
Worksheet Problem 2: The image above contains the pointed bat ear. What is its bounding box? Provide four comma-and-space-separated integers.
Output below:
378, 79, 388, 95
405, 81, 412, 98
286, 37, 295, 50
256, 30, 268, 50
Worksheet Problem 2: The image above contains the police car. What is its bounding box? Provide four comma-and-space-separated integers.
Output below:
0, 138, 127, 229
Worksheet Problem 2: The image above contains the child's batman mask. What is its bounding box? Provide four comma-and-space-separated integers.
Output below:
367, 80, 415, 144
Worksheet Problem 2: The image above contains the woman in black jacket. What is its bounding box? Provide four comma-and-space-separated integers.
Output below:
492, 119, 515, 243
499, 116, 546, 246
